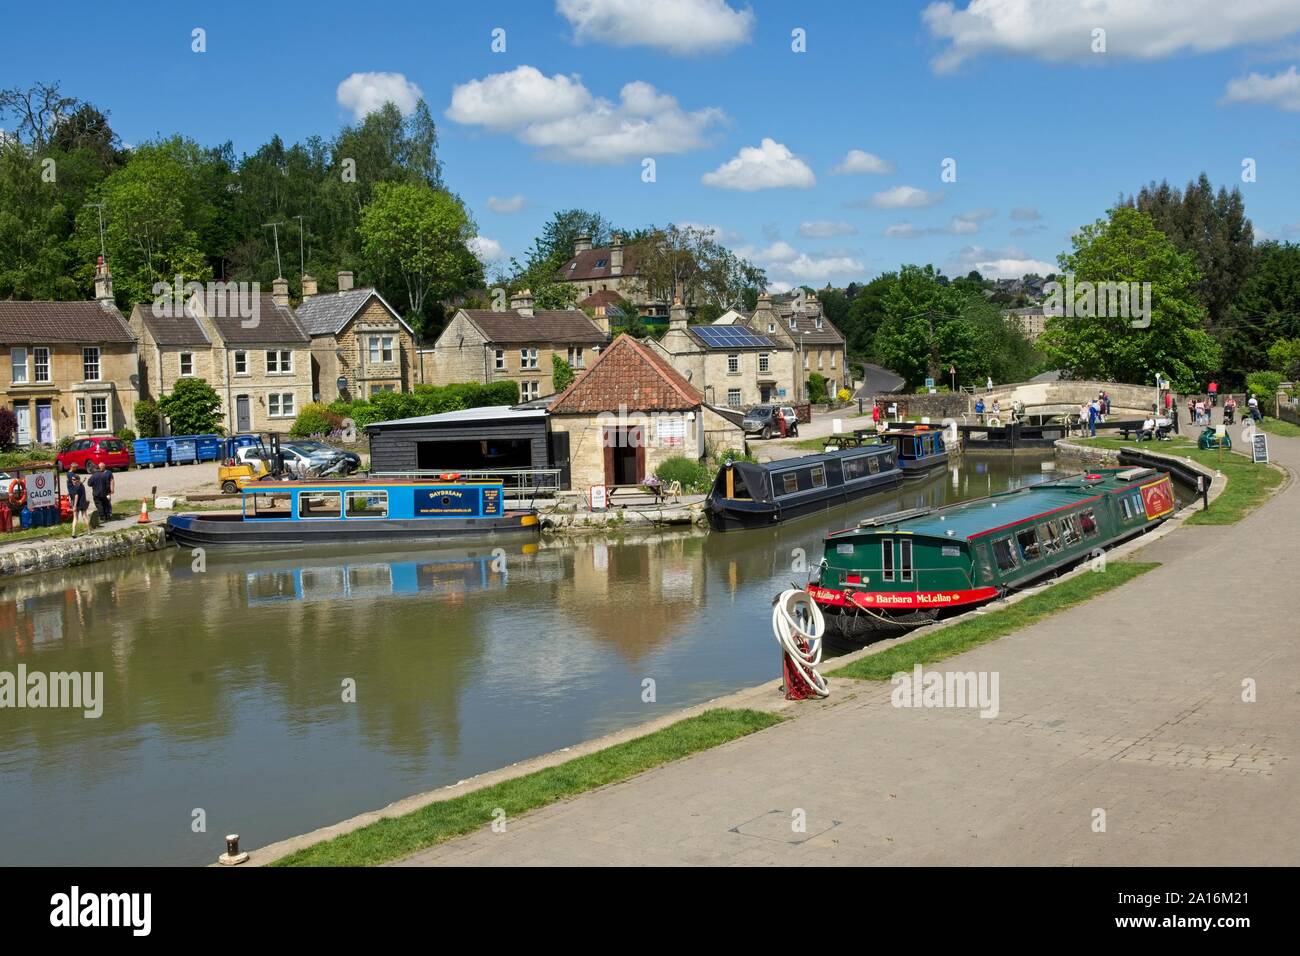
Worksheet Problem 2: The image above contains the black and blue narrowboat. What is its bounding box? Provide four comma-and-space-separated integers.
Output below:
705, 444, 902, 531
882, 427, 950, 476
166, 478, 539, 549
808, 466, 1177, 638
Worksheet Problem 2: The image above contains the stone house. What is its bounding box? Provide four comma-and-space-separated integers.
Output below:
745, 292, 849, 400
421, 292, 607, 401
131, 278, 312, 434
647, 300, 795, 409
547, 333, 743, 490
295, 271, 417, 403
556, 233, 668, 316
0, 258, 138, 445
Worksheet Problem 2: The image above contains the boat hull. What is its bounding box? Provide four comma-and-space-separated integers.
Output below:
166, 513, 539, 549
707, 472, 903, 530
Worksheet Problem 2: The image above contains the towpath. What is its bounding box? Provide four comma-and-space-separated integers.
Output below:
400, 424, 1299, 866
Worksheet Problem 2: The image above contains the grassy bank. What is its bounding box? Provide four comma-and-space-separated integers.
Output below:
1261, 417, 1300, 439
0, 499, 145, 544
1070, 436, 1282, 525
274, 708, 782, 867
832, 561, 1158, 681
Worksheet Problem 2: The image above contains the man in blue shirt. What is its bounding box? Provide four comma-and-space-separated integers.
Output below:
1087, 400, 1099, 437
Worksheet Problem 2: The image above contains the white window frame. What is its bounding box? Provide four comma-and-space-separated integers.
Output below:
234, 350, 248, 375
831, 352, 837, 369
266, 350, 293, 374
758, 353, 769, 374
90, 396, 108, 432
83, 347, 101, 382
494, 349, 506, 371
568, 346, 584, 368
76, 397, 87, 432
180, 352, 194, 376
521, 380, 539, 401
33, 347, 50, 383
268, 392, 295, 418
727, 388, 742, 407
520, 348, 539, 370
727, 353, 740, 374
11, 346, 27, 384
368, 336, 395, 364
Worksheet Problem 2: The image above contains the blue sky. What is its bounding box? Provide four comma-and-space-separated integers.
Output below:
6, 0, 1300, 289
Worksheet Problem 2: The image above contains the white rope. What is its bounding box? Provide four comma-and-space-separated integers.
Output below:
772, 589, 830, 698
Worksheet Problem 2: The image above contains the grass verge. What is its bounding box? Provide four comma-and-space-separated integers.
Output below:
831, 561, 1159, 681
1, 499, 145, 544
1070, 437, 1283, 526
1260, 417, 1300, 439
273, 707, 782, 867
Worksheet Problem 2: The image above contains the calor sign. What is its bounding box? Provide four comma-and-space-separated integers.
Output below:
27, 470, 57, 508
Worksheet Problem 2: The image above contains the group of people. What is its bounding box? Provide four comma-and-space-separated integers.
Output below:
973, 397, 1003, 423
1078, 392, 1111, 437
64, 462, 115, 537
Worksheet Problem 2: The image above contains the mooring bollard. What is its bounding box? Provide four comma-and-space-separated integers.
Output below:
219, 833, 250, 866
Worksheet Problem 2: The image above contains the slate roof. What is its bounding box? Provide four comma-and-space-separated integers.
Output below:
130, 303, 210, 347
461, 309, 606, 346
549, 334, 702, 414
578, 289, 623, 309
0, 300, 134, 345
296, 288, 411, 336
774, 304, 846, 345
558, 246, 639, 282
202, 294, 309, 344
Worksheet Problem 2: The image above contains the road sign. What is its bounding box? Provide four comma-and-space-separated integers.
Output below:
1251, 432, 1269, 464
27, 470, 57, 508
924, 377, 935, 389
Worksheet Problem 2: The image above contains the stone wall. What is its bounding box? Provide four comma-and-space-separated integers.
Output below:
871, 392, 969, 420
0, 525, 169, 581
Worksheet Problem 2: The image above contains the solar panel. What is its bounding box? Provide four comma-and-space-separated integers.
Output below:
692, 325, 775, 349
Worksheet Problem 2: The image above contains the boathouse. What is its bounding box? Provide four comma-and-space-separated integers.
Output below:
365, 405, 554, 476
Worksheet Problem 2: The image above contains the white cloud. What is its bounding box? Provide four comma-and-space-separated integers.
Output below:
885, 211, 992, 238
487, 195, 526, 214
701, 138, 816, 191
1221, 65, 1300, 111
885, 222, 924, 238
336, 72, 424, 120
757, 241, 800, 263
950, 244, 1054, 279
781, 253, 866, 282
863, 185, 945, 209
923, 0, 1300, 73
768, 280, 795, 294
557, 0, 755, 54
830, 149, 895, 175
798, 220, 859, 238
448, 68, 723, 164
1010, 206, 1042, 221
468, 236, 506, 262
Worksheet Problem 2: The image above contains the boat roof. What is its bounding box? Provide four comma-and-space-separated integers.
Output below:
738, 444, 893, 475
832, 468, 1162, 542
241, 478, 504, 493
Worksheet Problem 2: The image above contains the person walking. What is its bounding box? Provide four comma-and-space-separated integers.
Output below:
88, 461, 114, 522
1195, 398, 1206, 425
1208, 380, 1218, 407
986, 375, 993, 392
1087, 399, 1099, 437
871, 403, 882, 426
1248, 393, 1261, 422
974, 396, 985, 423
67, 472, 89, 537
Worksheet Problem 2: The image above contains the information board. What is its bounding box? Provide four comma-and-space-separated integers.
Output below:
1252, 432, 1269, 464
26, 470, 57, 508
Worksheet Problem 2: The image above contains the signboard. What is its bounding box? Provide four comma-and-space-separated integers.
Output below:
1140, 477, 1176, 520
657, 417, 686, 449
26, 470, 57, 508
1252, 432, 1269, 464
414, 486, 479, 516
589, 484, 607, 511
924, 377, 934, 389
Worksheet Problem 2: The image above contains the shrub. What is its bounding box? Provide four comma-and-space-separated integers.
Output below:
710, 446, 756, 466
807, 372, 828, 404
0, 408, 15, 451
836, 388, 852, 403
158, 379, 225, 435
328, 381, 522, 428
654, 455, 712, 493
117, 428, 137, 443
552, 354, 575, 392
56, 436, 75, 453
290, 402, 344, 438
1245, 371, 1283, 415
134, 399, 162, 438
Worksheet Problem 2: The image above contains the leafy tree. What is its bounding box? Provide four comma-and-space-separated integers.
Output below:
635, 224, 764, 309
807, 372, 828, 404
0, 407, 16, 451
1220, 241, 1300, 386
158, 379, 225, 435
1245, 371, 1283, 414
552, 353, 575, 391
843, 272, 897, 357
133, 399, 161, 438
872, 265, 974, 385
1038, 207, 1218, 390
358, 181, 481, 336
1268, 337, 1300, 381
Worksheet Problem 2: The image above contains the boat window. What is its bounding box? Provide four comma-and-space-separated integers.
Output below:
843, 456, 866, 480
1130, 493, 1144, 518
1060, 514, 1081, 545
298, 491, 342, 519
899, 539, 913, 582
345, 490, 388, 518
868, 455, 881, 475
1040, 521, 1063, 554
781, 472, 798, 495
1079, 509, 1099, 537
810, 465, 827, 489
1119, 496, 1133, 520
1016, 527, 1041, 561
992, 536, 1018, 571
248, 493, 291, 518
881, 539, 895, 581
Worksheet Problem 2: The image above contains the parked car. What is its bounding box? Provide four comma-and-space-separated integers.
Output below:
279, 441, 360, 478
56, 437, 131, 473
741, 405, 799, 439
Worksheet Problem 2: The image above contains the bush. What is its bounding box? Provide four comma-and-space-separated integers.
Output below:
328, 381, 521, 428
117, 428, 137, 443
552, 354, 574, 392
134, 399, 162, 438
0, 408, 15, 451
807, 372, 828, 404
654, 455, 712, 493
710, 446, 756, 466
291, 402, 344, 438
56, 436, 75, 453
158, 379, 225, 435
836, 388, 852, 403
1246, 371, 1283, 415
0, 446, 57, 469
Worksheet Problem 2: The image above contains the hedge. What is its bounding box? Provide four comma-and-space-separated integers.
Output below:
316, 381, 521, 431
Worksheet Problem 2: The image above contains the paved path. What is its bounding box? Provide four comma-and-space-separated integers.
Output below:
401, 429, 1299, 866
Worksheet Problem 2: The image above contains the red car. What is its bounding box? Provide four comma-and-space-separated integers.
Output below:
56, 437, 131, 473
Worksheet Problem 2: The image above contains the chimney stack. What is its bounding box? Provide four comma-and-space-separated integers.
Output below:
573, 233, 592, 255
610, 234, 624, 277
669, 297, 688, 332
301, 274, 317, 298
337, 270, 354, 293
510, 289, 535, 317
272, 276, 290, 308
93, 256, 113, 302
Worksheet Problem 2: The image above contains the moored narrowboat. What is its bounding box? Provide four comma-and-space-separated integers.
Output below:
705, 445, 902, 531
808, 467, 1176, 638
883, 427, 950, 476
166, 478, 539, 549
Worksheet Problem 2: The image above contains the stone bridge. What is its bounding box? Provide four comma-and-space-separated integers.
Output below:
977, 380, 1158, 420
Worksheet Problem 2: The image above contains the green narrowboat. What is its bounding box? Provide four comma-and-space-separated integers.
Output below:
808, 467, 1177, 639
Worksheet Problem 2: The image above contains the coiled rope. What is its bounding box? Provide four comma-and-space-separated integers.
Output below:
772, 589, 829, 698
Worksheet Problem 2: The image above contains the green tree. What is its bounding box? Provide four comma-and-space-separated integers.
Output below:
133, 399, 161, 438
358, 181, 481, 336
1038, 208, 1219, 390
158, 378, 225, 435
843, 272, 897, 358
552, 353, 575, 391
1220, 242, 1300, 386
872, 265, 974, 386
1268, 337, 1300, 381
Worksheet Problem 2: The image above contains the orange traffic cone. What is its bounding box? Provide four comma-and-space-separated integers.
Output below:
137, 499, 151, 524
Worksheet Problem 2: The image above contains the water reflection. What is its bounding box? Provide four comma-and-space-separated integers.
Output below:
0, 452, 1058, 864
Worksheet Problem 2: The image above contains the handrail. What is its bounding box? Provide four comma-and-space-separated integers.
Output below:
370, 467, 563, 496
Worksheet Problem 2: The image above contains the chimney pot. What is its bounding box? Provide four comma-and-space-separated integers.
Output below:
573, 233, 592, 255
93, 257, 113, 302
272, 276, 290, 308
301, 274, 317, 298
337, 270, 354, 293
510, 288, 535, 317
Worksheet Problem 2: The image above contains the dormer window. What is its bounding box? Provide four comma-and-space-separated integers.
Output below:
788, 317, 796, 330
595, 259, 607, 268
568, 262, 577, 271
816, 318, 823, 330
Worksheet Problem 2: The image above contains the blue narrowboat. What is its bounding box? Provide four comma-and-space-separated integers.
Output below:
165, 478, 539, 549
883, 427, 950, 476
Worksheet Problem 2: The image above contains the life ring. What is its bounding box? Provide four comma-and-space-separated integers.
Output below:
438, 472, 461, 481
987, 416, 1001, 427
8, 479, 26, 508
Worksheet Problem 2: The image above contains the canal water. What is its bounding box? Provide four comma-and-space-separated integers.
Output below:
2, 452, 1061, 865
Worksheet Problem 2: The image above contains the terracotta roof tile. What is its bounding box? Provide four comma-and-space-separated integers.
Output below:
549, 334, 702, 414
